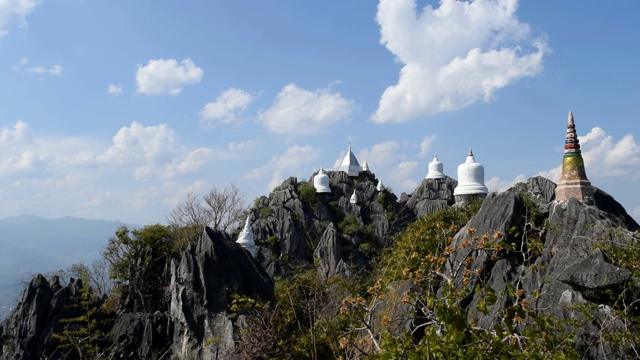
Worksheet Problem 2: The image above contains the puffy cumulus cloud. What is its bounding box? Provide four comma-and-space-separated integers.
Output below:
486, 174, 527, 192
135, 58, 203, 95
260, 83, 355, 135
107, 84, 123, 95
0, 121, 49, 176
200, 88, 255, 127
0, 0, 38, 37
539, 127, 640, 182
98, 122, 216, 180
244, 145, 320, 190
98, 122, 176, 166
161, 148, 215, 179
373, 0, 548, 122
388, 161, 419, 191
418, 135, 437, 157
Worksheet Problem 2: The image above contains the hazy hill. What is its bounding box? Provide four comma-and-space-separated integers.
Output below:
0, 215, 137, 319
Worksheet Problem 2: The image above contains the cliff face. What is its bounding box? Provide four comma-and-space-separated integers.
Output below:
250, 171, 456, 280
444, 176, 639, 358
1, 174, 638, 359
0, 228, 274, 360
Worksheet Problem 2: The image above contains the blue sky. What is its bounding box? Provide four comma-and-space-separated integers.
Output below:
0, 0, 638, 225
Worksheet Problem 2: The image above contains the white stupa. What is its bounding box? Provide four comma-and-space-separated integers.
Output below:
350, 190, 357, 204
376, 180, 385, 192
362, 160, 370, 172
336, 142, 362, 177
237, 216, 256, 257
313, 167, 331, 193
453, 148, 488, 203
425, 155, 446, 179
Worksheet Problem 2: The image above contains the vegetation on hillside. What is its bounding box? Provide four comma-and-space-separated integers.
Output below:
12, 182, 640, 359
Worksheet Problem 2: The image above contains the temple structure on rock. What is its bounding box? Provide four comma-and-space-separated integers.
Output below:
425, 155, 446, 179
555, 111, 594, 203
350, 190, 358, 204
336, 142, 362, 177
237, 217, 256, 257
313, 167, 331, 193
453, 148, 488, 204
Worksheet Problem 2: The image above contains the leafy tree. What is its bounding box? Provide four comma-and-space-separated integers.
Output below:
102, 224, 172, 312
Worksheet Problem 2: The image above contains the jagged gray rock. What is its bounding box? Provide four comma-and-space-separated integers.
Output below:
405, 177, 457, 218
169, 226, 274, 359
442, 178, 639, 359
0, 276, 83, 360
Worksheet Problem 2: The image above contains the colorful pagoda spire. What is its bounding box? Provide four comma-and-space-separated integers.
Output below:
555, 111, 594, 202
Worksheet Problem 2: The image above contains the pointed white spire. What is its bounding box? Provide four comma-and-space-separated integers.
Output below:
362, 159, 369, 172
337, 141, 362, 177
237, 216, 256, 257
350, 189, 357, 204
376, 180, 385, 192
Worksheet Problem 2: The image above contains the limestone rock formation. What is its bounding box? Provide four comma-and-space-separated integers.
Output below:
169, 226, 274, 359
443, 176, 639, 358
0, 276, 86, 360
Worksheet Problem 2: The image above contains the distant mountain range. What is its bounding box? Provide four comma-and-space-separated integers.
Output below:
0, 215, 139, 319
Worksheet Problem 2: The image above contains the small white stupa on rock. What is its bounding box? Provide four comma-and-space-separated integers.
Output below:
350, 190, 358, 204
453, 148, 488, 204
336, 142, 362, 177
362, 160, 370, 172
237, 216, 256, 257
376, 180, 385, 192
313, 167, 331, 193
426, 155, 446, 179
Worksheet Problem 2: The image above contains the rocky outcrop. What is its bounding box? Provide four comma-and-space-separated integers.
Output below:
169, 226, 274, 359
0, 276, 85, 360
444, 176, 638, 358
0, 227, 274, 360
404, 177, 457, 219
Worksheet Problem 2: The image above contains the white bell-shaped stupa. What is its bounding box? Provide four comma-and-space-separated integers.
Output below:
362, 160, 370, 172
237, 216, 256, 257
313, 167, 331, 193
426, 155, 446, 179
350, 190, 357, 204
453, 148, 488, 203
337, 142, 362, 177
376, 180, 385, 192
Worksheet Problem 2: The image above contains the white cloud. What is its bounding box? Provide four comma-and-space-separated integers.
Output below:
373, 0, 549, 122
25, 64, 62, 75
228, 140, 256, 152
13, 58, 62, 76
486, 174, 527, 192
135, 58, 203, 95
200, 88, 255, 127
161, 147, 215, 179
0, 0, 38, 37
633, 207, 640, 221
245, 145, 321, 190
107, 84, 123, 95
389, 161, 419, 192
259, 83, 355, 135
418, 135, 437, 157
539, 127, 640, 182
